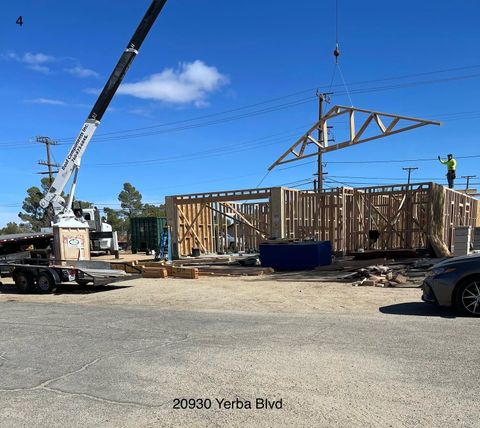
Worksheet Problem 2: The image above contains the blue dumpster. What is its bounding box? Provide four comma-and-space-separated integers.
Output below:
259, 241, 332, 270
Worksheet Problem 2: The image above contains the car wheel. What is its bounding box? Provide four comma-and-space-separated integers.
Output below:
455, 278, 480, 316
36, 273, 56, 294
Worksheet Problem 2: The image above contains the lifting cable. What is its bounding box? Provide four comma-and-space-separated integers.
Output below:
256, 170, 272, 188
329, 0, 354, 106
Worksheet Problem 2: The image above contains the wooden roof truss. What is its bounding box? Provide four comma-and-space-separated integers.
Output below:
269, 105, 441, 170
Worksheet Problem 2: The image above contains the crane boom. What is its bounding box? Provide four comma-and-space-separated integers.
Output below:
40, 0, 168, 219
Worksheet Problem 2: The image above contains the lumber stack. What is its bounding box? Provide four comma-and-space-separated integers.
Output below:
141, 262, 199, 280
166, 265, 199, 279
142, 267, 168, 278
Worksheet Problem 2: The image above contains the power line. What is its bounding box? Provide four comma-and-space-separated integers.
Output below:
280, 154, 480, 170
86, 125, 310, 168
81, 72, 480, 143
328, 174, 445, 180
3, 177, 479, 209
323, 177, 480, 186
0, 74, 477, 152
53, 64, 480, 140
0, 63, 478, 149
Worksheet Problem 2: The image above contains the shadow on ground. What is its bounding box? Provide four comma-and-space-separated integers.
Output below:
379, 302, 463, 318
0, 283, 131, 295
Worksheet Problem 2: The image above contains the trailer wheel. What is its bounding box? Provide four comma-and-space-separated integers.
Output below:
76, 279, 91, 287
13, 271, 34, 293
36, 272, 56, 294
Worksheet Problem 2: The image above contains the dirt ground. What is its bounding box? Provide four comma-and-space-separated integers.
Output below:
0, 271, 422, 314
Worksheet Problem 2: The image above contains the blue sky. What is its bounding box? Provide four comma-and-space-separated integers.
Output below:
1, 0, 479, 225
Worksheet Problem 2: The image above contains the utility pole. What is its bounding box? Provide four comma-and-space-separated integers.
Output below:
461, 175, 476, 190
313, 171, 328, 192
402, 167, 418, 188
36, 136, 60, 185
315, 91, 333, 192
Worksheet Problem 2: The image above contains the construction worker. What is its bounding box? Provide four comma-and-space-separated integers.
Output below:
438, 153, 457, 189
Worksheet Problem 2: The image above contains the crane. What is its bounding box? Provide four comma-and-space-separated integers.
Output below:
39, 0, 168, 225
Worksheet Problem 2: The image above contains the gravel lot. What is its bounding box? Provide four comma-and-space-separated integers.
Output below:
0, 273, 421, 314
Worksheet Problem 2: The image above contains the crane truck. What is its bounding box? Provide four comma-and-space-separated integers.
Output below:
1, 0, 168, 293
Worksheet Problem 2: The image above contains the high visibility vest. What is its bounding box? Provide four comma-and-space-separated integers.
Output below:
440, 158, 456, 171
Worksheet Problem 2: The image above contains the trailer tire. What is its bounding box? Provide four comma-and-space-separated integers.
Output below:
76, 279, 91, 287
36, 272, 56, 294
13, 271, 34, 293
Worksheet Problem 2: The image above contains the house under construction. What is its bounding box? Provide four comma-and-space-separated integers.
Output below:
165, 182, 478, 258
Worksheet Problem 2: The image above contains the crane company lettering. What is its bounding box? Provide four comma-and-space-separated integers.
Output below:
62, 123, 90, 170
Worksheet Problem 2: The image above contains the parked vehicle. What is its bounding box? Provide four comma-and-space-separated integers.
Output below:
42, 206, 119, 254
422, 254, 480, 316
80, 207, 119, 254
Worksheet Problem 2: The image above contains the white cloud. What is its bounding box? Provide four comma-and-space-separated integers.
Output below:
27, 64, 50, 74
4, 52, 98, 78
5, 52, 56, 73
22, 52, 55, 65
65, 65, 99, 78
27, 98, 66, 106
117, 60, 229, 105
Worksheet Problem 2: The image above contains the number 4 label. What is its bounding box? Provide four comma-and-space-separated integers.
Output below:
16, 16, 23, 26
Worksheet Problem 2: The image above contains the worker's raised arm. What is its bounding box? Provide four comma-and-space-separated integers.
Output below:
438, 155, 447, 164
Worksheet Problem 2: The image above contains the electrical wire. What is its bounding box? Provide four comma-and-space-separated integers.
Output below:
279, 154, 480, 170
2, 64, 480, 149
51, 73, 480, 144
86, 125, 310, 168
329, 174, 445, 180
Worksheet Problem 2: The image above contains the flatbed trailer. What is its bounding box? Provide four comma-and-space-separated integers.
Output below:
0, 259, 142, 293
0, 232, 52, 256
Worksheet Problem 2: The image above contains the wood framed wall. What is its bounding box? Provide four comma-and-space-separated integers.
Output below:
439, 185, 476, 250
165, 188, 273, 258
165, 183, 478, 257
282, 187, 348, 250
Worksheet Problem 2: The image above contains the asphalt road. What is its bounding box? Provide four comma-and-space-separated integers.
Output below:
0, 301, 478, 427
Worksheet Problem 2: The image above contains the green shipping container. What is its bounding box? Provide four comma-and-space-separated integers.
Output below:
130, 217, 166, 254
